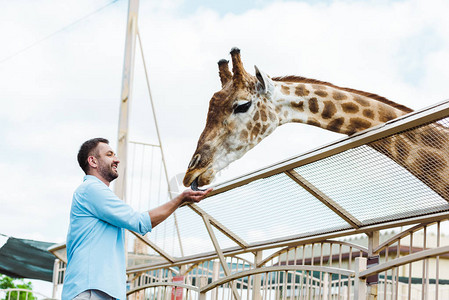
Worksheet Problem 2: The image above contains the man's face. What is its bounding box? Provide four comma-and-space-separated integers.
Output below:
93, 142, 119, 183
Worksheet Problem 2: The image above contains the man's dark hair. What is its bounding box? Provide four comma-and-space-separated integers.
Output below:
77, 138, 109, 174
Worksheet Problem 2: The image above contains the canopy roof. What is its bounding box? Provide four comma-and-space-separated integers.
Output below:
0, 237, 56, 282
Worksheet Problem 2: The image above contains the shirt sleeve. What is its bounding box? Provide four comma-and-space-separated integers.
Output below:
81, 180, 152, 235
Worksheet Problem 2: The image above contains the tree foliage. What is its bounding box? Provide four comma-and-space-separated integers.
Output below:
0, 275, 35, 300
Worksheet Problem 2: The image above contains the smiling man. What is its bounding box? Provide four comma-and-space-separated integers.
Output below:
62, 138, 211, 300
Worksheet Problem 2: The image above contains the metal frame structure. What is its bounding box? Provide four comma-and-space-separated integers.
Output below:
118, 99, 449, 299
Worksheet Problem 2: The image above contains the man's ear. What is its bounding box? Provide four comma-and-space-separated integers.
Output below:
254, 65, 274, 95
87, 156, 97, 169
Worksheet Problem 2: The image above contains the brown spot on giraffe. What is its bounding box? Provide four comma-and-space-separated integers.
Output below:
240, 130, 248, 140
292, 101, 304, 111
260, 110, 268, 122
421, 127, 446, 149
321, 101, 337, 119
307, 117, 321, 128
416, 150, 446, 174
363, 109, 375, 120
269, 111, 276, 122
327, 117, 345, 133
247, 81, 256, 92
262, 124, 269, 133
395, 138, 410, 165
295, 84, 310, 97
378, 106, 397, 122
348, 118, 372, 134
333, 91, 347, 101
405, 131, 418, 143
380, 136, 393, 147
312, 84, 326, 90
314, 90, 328, 97
236, 145, 244, 151
341, 102, 360, 114
251, 123, 261, 139
246, 122, 252, 131
281, 85, 290, 95
308, 98, 319, 114
353, 96, 370, 107
253, 111, 260, 121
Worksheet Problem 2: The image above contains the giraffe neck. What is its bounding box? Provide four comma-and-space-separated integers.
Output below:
268, 79, 449, 201
272, 80, 411, 135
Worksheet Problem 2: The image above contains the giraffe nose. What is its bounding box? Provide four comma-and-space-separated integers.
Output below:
188, 154, 201, 170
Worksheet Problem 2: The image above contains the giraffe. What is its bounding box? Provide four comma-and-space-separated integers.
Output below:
183, 47, 449, 201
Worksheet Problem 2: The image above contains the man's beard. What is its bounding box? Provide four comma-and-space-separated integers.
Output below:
98, 162, 118, 182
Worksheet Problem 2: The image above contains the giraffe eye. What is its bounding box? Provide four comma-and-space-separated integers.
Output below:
233, 101, 252, 114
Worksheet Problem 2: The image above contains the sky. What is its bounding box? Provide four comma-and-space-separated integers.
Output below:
1, 0, 449, 294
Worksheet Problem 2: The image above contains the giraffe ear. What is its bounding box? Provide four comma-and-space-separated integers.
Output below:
254, 65, 274, 95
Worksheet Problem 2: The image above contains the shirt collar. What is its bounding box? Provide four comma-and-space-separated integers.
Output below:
83, 175, 102, 183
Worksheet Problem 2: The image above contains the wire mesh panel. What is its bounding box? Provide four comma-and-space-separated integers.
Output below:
296, 118, 449, 226
167, 205, 217, 256
198, 172, 352, 245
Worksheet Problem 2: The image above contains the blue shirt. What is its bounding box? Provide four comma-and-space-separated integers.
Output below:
62, 175, 152, 300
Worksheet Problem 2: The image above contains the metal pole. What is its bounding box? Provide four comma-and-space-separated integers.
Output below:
52, 259, 60, 299
116, 0, 139, 265
115, 0, 139, 201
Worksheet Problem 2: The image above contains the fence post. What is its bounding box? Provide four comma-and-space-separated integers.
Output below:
52, 259, 60, 299
323, 273, 329, 299
211, 261, 220, 300
354, 257, 367, 300
252, 251, 262, 300
199, 276, 208, 300
367, 231, 379, 299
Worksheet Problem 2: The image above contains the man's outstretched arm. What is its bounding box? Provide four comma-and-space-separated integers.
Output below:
149, 188, 212, 228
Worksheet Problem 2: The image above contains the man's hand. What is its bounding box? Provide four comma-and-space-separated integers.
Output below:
178, 188, 213, 204
149, 188, 213, 228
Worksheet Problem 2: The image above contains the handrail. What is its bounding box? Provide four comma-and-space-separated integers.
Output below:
199, 265, 355, 293
126, 282, 199, 296
359, 245, 449, 278
373, 222, 434, 254
183, 255, 254, 276
258, 240, 368, 267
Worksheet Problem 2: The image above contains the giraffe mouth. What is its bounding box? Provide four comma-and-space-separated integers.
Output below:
190, 177, 207, 191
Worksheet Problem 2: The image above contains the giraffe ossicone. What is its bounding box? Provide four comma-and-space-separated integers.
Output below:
183, 48, 449, 201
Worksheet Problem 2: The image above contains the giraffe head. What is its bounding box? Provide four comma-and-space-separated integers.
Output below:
183, 48, 279, 188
